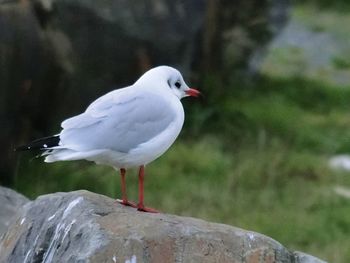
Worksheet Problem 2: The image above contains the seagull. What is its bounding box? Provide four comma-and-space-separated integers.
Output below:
16, 66, 200, 213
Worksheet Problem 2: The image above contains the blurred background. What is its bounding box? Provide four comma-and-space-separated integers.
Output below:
1, 0, 350, 261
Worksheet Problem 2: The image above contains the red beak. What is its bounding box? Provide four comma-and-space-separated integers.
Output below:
185, 88, 201, 97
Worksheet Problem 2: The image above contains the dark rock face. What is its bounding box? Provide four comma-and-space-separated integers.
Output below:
0, 192, 108, 262
0, 190, 326, 263
0, 187, 29, 237
0, 1, 65, 185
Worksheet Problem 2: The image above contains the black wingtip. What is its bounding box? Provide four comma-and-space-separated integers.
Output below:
15, 135, 60, 152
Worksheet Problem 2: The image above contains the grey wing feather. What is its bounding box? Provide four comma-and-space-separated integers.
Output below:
61, 88, 126, 129
61, 113, 101, 129
59, 89, 175, 153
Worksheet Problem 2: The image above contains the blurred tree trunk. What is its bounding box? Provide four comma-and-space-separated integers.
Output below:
202, 0, 221, 72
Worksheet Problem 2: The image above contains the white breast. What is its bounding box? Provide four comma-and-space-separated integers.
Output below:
106, 96, 184, 168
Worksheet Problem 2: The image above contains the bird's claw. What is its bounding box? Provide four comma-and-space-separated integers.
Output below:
137, 205, 159, 213
116, 199, 138, 208
116, 199, 159, 213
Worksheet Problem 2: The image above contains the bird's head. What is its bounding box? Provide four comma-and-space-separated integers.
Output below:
135, 66, 200, 99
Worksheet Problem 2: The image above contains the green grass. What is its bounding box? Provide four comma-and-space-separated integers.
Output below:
14, 75, 350, 262
296, 0, 350, 12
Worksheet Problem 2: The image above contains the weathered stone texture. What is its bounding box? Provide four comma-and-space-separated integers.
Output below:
0, 190, 326, 263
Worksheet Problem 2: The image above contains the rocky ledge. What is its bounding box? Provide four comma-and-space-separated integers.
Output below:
0, 189, 326, 263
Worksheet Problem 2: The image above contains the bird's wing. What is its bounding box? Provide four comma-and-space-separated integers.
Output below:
61, 88, 127, 129
59, 88, 177, 153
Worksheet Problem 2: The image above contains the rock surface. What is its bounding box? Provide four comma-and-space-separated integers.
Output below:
0, 186, 29, 237
260, 5, 350, 87
293, 251, 327, 263
329, 154, 350, 171
0, 190, 326, 263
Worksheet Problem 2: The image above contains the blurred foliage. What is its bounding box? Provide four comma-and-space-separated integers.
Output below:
296, 0, 350, 11
187, 74, 350, 153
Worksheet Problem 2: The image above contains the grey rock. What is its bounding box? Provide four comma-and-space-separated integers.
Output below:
294, 251, 328, 263
32, 0, 289, 75
329, 155, 350, 171
0, 187, 29, 238
260, 6, 350, 86
0, 190, 326, 263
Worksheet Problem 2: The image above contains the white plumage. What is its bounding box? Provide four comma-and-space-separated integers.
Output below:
43, 66, 194, 167
28, 65, 200, 212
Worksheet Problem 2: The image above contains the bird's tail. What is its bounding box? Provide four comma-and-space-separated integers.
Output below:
15, 135, 60, 151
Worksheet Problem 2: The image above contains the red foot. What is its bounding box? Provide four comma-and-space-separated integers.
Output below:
116, 199, 138, 208
137, 204, 159, 213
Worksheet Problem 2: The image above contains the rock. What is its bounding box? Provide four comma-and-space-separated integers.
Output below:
333, 186, 350, 199
329, 155, 350, 171
0, 187, 29, 237
294, 251, 328, 263
0, 190, 326, 263
260, 5, 350, 87
31, 0, 289, 75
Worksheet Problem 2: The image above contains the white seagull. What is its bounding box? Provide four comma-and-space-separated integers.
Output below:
17, 66, 200, 212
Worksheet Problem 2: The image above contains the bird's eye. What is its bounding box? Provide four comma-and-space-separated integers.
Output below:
175, 81, 181, 89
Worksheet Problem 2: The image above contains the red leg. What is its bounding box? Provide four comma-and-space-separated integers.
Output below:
116, 168, 137, 208
137, 165, 159, 213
